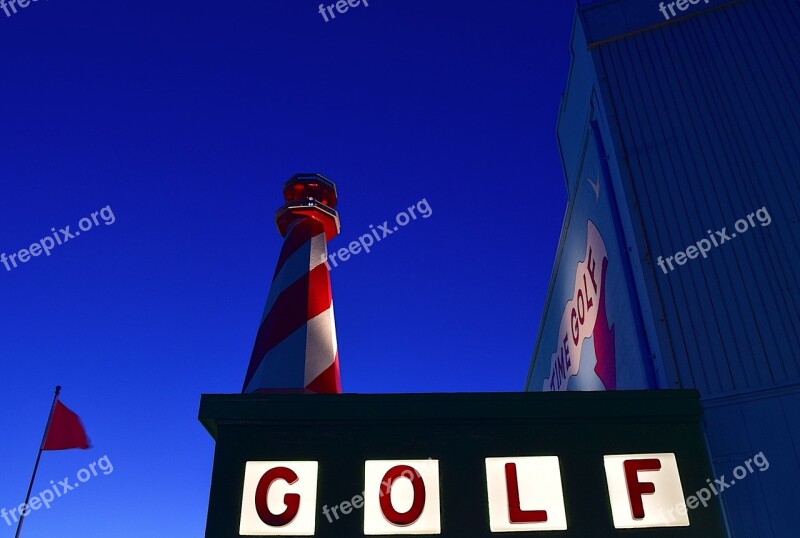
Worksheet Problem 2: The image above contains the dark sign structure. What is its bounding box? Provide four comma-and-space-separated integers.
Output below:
200, 390, 726, 537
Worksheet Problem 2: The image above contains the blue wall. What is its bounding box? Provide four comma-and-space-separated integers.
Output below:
527, 0, 800, 535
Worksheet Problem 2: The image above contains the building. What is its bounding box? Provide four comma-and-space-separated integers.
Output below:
525, 0, 800, 535
200, 176, 726, 536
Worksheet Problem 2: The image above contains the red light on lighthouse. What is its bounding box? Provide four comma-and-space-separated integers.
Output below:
276, 174, 340, 241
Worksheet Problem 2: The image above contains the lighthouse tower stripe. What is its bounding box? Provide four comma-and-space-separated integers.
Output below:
272, 218, 328, 284
261, 232, 328, 324
242, 217, 340, 393
243, 304, 340, 393
303, 305, 338, 386
306, 352, 341, 393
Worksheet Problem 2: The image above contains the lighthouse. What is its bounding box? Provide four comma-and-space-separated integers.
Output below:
241, 174, 342, 394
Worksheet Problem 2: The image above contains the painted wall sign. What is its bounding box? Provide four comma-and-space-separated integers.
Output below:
543, 220, 615, 391
527, 127, 657, 392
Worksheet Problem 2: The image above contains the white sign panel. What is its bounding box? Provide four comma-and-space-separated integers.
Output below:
604, 453, 689, 529
239, 461, 319, 536
485, 456, 568, 532
363, 459, 441, 535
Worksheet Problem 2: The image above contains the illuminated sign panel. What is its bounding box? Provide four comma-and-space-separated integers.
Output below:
239, 461, 319, 536
604, 453, 690, 529
363, 460, 441, 535
200, 391, 726, 537
485, 456, 567, 532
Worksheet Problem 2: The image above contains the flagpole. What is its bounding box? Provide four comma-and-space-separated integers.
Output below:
15, 385, 61, 538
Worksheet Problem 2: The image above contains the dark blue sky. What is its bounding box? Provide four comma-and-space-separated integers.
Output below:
0, 1, 574, 535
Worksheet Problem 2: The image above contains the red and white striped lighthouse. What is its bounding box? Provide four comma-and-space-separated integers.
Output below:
242, 174, 341, 394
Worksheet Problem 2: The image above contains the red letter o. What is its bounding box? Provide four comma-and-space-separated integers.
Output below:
571, 309, 580, 345
379, 465, 426, 526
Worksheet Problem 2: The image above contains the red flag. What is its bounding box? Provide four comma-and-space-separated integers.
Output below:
42, 400, 90, 451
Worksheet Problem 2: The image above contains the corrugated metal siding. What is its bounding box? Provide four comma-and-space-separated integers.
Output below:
591, 0, 800, 396
531, 2, 800, 535
702, 388, 800, 536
